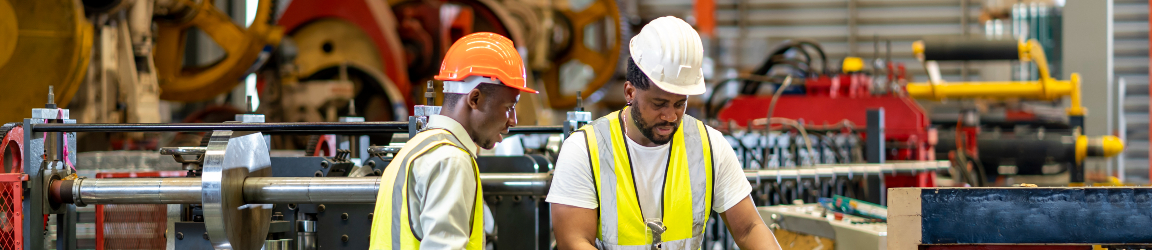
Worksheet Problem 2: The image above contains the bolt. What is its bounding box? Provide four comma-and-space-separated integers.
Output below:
341, 234, 349, 242
320, 161, 329, 169
318, 204, 326, 212
366, 161, 376, 168
373, 169, 382, 176
176, 232, 184, 240
203, 232, 209, 240
341, 213, 349, 220
368, 213, 373, 220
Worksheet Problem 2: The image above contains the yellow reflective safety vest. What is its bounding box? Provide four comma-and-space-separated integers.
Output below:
577, 109, 715, 249
369, 128, 485, 249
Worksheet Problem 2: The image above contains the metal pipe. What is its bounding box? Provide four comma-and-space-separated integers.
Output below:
31, 122, 409, 134
75, 178, 202, 205
243, 177, 379, 204
906, 80, 1074, 100
55, 173, 556, 205
480, 173, 551, 195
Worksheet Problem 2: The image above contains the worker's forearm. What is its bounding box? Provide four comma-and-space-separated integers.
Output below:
733, 222, 782, 250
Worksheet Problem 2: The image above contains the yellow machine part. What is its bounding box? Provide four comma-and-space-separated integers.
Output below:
154, 0, 282, 101
540, 0, 623, 109
1075, 135, 1125, 164
288, 18, 407, 121
907, 39, 1086, 117
0, 0, 92, 123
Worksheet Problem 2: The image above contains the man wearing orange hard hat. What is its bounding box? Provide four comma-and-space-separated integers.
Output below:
370, 32, 536, 249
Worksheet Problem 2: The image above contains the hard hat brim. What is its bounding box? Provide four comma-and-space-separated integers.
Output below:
647, 75, 707, 96
504, 84, 539, 94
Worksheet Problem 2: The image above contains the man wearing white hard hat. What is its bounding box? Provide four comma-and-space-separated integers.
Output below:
547, 16, 781, 249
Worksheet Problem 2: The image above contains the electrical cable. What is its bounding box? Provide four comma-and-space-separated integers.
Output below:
704, 75, 787, 119
765, 76, 793, 123
742, 40, 820, 94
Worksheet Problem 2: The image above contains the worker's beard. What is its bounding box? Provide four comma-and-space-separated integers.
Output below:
631, 106, 678, 145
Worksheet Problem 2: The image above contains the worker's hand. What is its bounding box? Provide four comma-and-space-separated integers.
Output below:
551, 203, 599, 250
720, 196, 782, 250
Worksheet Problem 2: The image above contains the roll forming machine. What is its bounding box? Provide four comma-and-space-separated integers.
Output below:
0, 93, 951, 250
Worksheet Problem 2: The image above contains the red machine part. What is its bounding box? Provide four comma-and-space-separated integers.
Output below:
0, 173, 23, 250
803, 74, 873, 98
1, 125, 23, 173
95, 171, 185, 250
310, 135, 338, 157
716, 93, 931, 160
717, 74, 938, 189
278, 0, 412, 105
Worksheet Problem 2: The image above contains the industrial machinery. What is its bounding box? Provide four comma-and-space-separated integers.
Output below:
0, 0, 282, 125
1, 0, 627, 152
711, 40, 943, 207
711, 38, 1123, 193
907, 38, 1121, 185
759, 203, 887, 250
0, 87, 952, 250
262, 0, 625, 130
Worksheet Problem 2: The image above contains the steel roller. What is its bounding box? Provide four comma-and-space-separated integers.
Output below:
201, 130, 272, 250
50, 173, 553, 205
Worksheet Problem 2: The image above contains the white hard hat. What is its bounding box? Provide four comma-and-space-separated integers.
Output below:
629, 16, 706, 95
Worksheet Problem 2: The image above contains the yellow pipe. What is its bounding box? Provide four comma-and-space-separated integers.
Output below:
906, 80, 1074, 100
908, 39, 1087, 115
1067, 73, 1086, 116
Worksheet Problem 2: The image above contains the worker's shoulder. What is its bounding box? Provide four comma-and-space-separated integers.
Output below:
409, 142, 474, 164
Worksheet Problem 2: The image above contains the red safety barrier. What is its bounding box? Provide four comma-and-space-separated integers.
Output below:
0, 173, 24, 250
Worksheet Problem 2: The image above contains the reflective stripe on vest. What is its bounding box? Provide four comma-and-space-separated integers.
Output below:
578, 109, 714, 248
369, 129, 485, 249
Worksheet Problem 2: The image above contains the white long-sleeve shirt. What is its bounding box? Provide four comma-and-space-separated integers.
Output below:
406, 115, 482, 249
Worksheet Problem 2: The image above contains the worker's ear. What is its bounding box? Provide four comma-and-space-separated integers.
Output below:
624, 81, 635, 104
466, 88, 483, 111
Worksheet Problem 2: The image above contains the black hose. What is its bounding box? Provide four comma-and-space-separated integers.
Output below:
743, 40, 821, 94
705, 76, 788, 119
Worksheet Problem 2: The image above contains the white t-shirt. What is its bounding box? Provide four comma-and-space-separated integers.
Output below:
546, 125, 752, 219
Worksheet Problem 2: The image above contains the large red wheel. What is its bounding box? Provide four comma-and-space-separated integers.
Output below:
0, 125, 23, 174
278, 0, 412, 107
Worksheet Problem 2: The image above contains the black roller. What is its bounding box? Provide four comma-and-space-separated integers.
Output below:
922, 38, 1020, 61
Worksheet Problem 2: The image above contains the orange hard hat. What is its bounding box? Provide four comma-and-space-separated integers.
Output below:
434, 32, 537, 93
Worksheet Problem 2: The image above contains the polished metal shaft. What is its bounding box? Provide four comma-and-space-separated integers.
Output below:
479, 173, 551, 195
56, 173, 552, 205
243, 177, 380, 204
75, 178, 202, 204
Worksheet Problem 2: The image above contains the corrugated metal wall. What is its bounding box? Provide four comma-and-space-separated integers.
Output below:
637, 0, 983, 82
1115, 0, 1149, 183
